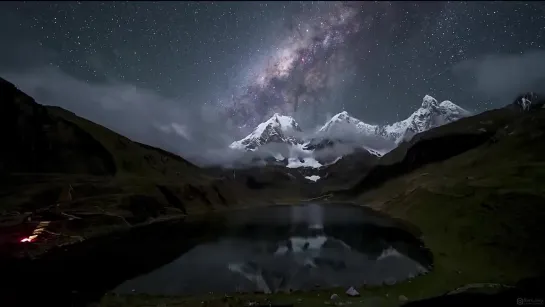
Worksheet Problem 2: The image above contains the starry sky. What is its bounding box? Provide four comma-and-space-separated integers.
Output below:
1, 1, 545, 164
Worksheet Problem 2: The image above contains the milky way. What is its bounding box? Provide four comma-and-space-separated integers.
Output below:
1, 1, 544, 161
222, 2, 366, 131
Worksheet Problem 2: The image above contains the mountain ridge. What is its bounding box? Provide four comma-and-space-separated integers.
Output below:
229, 95, 470, 168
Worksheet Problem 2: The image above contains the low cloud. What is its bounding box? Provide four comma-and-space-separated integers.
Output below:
453, 51, 545, 102
312, 143, 359, 161
314, 121, 396, 151
2, 67, 240, 164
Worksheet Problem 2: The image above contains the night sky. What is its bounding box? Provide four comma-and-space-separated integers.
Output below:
1, 1, 545, 163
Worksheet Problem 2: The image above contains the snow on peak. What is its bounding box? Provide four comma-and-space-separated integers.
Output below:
228, 95, 470, 167
380, 95, 470, 144
274, 113, 301, 131
439, 100, 471, 116
256, 113, 301, 135
229, 113, 302, 151
421, 95, 439, 109
318, 111, 378, 136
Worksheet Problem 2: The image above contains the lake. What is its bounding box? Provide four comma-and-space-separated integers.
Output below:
114, 203, 433, 295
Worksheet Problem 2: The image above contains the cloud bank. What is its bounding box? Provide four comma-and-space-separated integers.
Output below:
3, 67, 240, 165
453, 50, 545, 102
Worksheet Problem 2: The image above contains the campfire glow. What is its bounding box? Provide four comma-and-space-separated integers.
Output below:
20, 235, 37, 243
20, 221, 50, 243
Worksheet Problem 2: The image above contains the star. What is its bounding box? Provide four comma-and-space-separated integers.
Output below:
0, 1, 543, 158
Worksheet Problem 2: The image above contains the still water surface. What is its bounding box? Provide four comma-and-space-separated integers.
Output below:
115, 203, 432, 295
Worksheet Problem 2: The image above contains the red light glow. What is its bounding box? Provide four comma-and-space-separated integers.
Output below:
20, 235, 37, 243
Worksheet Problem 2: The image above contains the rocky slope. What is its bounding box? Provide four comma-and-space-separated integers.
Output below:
509, 92, 544, 111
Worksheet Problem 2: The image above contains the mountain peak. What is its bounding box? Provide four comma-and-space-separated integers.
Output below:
230, 95, 470, 158
263, 113, 301, 133
421, 95, 439, 109
324, 111, 351, 122
318, 111, 378, 136
380, 96, 470, 144
270, 113, 282, 121
229, 113, 302, 151
325, 111, 353, 124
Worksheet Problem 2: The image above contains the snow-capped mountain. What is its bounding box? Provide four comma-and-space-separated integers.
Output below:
378, 95, 471, 143
304, 112, 384, 155
311, 95, 469, 145
228, 95, 470, 169
317, 111, 378, 137
229, 113, 303, 151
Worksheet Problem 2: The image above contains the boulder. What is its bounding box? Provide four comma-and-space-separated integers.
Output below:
346, 286, 360, 297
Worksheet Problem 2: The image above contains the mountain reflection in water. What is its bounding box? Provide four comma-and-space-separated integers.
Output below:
114, 203, 432, 295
